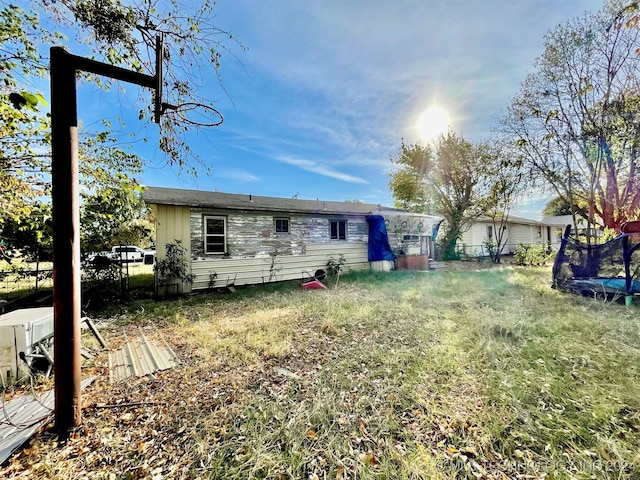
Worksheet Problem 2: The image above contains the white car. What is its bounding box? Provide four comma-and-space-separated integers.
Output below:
112, 246, 156, 264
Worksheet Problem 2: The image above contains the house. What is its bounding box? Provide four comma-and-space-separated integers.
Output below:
457, 215, 571, 257
143, 187, 442, 292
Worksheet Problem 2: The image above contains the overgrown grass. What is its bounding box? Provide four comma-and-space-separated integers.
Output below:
2, 267, 640, 479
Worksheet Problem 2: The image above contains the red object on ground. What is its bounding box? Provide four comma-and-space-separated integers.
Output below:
301, 279, 326, 290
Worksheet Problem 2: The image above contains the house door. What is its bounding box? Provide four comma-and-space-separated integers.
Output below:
420, 235, 432, 257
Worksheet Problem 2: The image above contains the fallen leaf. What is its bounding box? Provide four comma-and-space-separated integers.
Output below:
120, 412, 133, 422
306, 428, 317, 440
359, 452, 378, 465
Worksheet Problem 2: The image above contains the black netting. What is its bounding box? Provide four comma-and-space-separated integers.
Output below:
552, 231, 640, 298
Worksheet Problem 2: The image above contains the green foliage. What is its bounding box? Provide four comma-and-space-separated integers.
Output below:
543, 196, 573, 216
155, 240, 195, 290
513, 243, 553, 266
1, 0, 242, 230
326, 253, 346, 276
1, 202, 53, 261
31, 0, 243, 167
483, 239, 499, 262
387, 141, 433, 213
81, 177, 151, 252
0, 5, 55, 225
388, 133, 499, 261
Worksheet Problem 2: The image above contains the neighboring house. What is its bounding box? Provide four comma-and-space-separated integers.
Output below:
143, 187, 442, 292
457, 215, 571, 257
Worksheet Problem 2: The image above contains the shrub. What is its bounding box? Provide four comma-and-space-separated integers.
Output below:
327, 253, 346, 276
513, 243, 553, 266
155, 240, 195, 295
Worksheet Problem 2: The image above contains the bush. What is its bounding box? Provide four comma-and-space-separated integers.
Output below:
327, 253, 346, 276
513, 243, 553, 266
82, 254, 123, 310
155, 240, 195, 295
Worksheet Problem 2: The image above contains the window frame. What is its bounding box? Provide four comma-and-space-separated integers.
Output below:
330, 219, 347, 240
203, 215, 227, 254
274, 217, 290, 234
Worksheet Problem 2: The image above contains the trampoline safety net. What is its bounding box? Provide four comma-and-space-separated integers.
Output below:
552, 226, 640, 298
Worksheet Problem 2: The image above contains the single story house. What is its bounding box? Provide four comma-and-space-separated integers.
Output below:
457, 215, 572, 257
143, 187, 442, 292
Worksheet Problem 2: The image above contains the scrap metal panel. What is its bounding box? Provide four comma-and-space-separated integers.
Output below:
108, 331, 179, 384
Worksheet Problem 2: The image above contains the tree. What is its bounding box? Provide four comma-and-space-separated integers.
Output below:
1, 5, 53, 224
37, 0, 242, 164
543, 196, 573, 217
500, 1, 640, 243
477, 147, 526, 263
0, 202, 53, 262
81, 176, 152, 253
1, 1, 242, 226
388, 133, 492, 260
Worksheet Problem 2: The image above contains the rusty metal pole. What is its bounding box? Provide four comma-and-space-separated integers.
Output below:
50, 46, 82, 433
49, 40, 160, 435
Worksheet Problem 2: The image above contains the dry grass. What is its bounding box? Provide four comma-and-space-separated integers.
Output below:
2, 267, 640, 479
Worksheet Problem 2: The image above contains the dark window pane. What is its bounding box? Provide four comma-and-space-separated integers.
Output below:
275, 218, 289, 233
206, 238, 225, 253
206, 219, 224, 234
330, 220, 346, 240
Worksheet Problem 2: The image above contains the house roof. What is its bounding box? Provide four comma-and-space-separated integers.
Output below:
143, 186, 401, 216
540, 215, 576, 226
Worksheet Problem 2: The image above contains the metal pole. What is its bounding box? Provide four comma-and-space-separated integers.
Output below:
50, 46, 82, 432
49, 38, 160, 435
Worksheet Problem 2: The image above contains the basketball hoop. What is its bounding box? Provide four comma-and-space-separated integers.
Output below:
154, 35, 223, 128
162, 101, 224, 127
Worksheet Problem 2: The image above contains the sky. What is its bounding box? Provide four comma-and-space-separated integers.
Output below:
44, 0, 606, 219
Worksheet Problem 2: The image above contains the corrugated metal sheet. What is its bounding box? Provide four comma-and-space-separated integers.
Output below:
0, 377, 95, 465
108, 331, 179, 384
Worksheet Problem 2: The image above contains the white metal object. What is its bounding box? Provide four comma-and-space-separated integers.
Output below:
0, 307, 54, 385
111, 245, 156, 263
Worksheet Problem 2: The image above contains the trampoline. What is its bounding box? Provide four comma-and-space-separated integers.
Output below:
552, 223, 640, 299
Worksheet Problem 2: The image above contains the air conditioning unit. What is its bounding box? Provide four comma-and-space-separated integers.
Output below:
0, 307, 54, 386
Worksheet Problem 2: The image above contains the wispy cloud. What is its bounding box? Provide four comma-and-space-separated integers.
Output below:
276, 155, 369, 184
136, 0, 601, 215
217, 168, 260, 182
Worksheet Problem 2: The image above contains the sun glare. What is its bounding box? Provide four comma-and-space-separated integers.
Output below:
417, 106, 450, 142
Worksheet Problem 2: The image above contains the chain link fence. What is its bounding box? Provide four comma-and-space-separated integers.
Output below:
0, 265, 54, 300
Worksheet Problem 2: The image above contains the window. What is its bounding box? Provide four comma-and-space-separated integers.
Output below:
274, 217, 290, 233
330, 220, 346, 240
204, 216, 226, 254
486, 225, 493, 240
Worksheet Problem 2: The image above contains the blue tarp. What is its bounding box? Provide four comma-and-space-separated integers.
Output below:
366, 215, 396, 262
432, 220, 443, 243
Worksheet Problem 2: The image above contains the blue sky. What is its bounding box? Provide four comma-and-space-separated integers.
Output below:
42, 0, 605, 218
